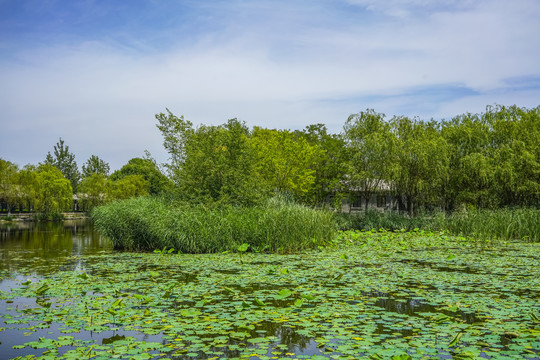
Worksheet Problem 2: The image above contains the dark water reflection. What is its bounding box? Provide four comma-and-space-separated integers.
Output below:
0, 220, 112, 276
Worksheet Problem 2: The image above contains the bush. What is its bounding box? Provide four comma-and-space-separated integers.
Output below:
33, 212, 65, 221
91, 196, 336, 253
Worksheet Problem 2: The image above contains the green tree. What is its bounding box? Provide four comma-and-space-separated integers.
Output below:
108, 175, 149, 200
0, 159, 19, 214
343, 110, 396, 211
485, 105, 540, 207
296, 124, 348, 207
156, 110, 264, 205
16, 165, 40, 212
391, 117, 449, 215
441, 112, 496, 209
78, 173, 108, 210
44, 138, 80, 192
251, 128, 323, 198
109, 155, 172, 196
34, 164, 73, 215
82, 155, 110, 178
155, 109, 194, 178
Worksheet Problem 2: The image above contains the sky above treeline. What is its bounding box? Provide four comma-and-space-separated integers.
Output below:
1, 0, 540, 171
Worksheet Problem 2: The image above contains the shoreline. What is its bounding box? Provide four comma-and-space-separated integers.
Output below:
0, 212, 89, 222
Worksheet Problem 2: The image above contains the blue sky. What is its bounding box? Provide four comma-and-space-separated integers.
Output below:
1, 0, 539, 171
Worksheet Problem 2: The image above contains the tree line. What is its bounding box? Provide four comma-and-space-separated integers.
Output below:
1, 104, 539, 217
156, 104, 539, 214
0, 140, 171, 216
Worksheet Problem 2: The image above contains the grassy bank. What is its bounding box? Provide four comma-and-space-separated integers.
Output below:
91, 196, 335, 253
337, 207, 540, 241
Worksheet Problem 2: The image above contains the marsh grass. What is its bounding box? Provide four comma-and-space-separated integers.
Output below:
91, 196, 335, 253
440, 208, 540, 241
336, 210, 435, 232
337, 208, 540, 241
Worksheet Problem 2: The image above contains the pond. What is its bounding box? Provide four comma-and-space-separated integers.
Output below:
0, 223, 539, 359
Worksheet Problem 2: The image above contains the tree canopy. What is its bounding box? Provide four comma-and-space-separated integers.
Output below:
44, 138, 80, 192
82, 155, 110, 178
1, 104, 539, 215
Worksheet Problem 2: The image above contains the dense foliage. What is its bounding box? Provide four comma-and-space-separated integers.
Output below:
155, 104, 539, 213
1, 104, 539, 219
91, 196, 335, 253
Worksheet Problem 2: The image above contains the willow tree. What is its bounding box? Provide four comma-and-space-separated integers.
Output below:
0, 159, 19, 214
441, 112, 495, 210
34, 164, 73, 215
78, 173, 109, 210
485, 105, 540, 207
297, 124, 347, 207
391, 117, 449, 215
344, 110, 396, 211
108, 175, 149, 200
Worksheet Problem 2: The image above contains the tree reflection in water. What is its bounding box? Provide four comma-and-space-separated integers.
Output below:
0, 219, 112, 275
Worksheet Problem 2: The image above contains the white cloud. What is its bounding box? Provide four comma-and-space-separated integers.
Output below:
1, 0, 539, 169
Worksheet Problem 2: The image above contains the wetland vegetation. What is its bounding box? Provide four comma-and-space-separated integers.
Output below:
1, 104, 539, 359
91, 196, 334, 253
0, 222, 539, 359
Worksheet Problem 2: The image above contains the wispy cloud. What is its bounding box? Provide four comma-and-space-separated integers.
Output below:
1, 0, 539, 169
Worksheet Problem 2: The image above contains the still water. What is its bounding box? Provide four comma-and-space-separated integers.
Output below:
0, 220, 114, 359
0, 220, 321, 360
0, 220, 112, 277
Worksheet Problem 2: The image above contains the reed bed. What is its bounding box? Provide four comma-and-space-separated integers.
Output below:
440, 208, 540, 241
91, 196, 335, 253
337, 208, 540, 241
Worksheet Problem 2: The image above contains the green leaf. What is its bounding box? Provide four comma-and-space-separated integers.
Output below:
391, 355, 411, 360
301, 293, 315, 301
254, 298, 266, 307
275, 289, 292, 300
449, 332, 463, 347
35, 283, 50, 296
237, 243, 249, 252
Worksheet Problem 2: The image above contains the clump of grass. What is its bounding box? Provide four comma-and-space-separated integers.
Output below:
337, 208, 540, 242
33, 212, 65, 221
91, 196, 335, 253
335, 210, 434, 232
440, 208, 540, 241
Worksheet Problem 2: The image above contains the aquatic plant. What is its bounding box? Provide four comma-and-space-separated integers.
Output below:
337, 208, 540, 241
91, 196, 335, 253
440, 207, 540, 241
1, 231, 538, 359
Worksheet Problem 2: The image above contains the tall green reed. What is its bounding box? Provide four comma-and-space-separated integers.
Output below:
91, 196, 335, 253
441, 208, 540, 241
336, 208, 539, 241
